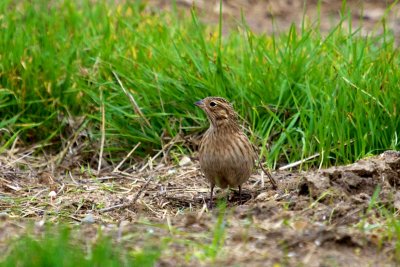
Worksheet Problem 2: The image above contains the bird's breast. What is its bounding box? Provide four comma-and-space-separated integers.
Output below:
199, 130, 255, 181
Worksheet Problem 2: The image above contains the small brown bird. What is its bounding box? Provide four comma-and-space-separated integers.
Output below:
195, 96, 277, 207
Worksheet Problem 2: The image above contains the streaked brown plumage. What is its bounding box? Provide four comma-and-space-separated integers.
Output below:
195, 96, 269, 206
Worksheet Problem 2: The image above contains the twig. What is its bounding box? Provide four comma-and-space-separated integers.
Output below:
99, 175, 153, 213
260, 170, 265, 188
279, 153, 320, 171
329, 207, 364, 227
113, 142, 141, 172
258, 161, 278, 189
9, 135, 19, 154
5, 151, 33, 168
98, 88, 106, 174
57, 183, 65, 195
56, 118, 88, 166
252, 144, 278, 189
161, 134, 183, 164
139, 149, 164, 172
68, 171, 79, 185
95, 176, 137, 181
140, 135, 183, 172
112, 71, 151, 128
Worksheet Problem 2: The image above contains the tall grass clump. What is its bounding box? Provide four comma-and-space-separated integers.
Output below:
0, 0, 399, 167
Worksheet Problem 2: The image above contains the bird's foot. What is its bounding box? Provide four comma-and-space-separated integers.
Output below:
207, 200, 214, 209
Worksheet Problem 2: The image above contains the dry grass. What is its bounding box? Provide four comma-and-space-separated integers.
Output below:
2, 144, 400, 266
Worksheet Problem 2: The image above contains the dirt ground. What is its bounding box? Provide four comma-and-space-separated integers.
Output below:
150, 0, 400, 38
1, 147, 400, 266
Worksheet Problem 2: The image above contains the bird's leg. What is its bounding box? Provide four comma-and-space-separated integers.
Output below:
238, 185, 242, 204
208, 184, 215, 209
226, 186, 231, 202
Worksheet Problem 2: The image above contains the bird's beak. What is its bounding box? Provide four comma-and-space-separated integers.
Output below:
194, 99, 204, 108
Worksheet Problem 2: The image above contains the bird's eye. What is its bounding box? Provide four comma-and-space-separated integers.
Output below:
209, 101, 217, 107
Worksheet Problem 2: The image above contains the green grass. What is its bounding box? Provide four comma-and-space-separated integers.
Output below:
357, 186, 400, 262
0, 210, 229, 266
0, 226, 162, 267
1, 0, 399, 167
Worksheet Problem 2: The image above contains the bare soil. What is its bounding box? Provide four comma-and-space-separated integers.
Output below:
150, 0, 400, 40
1, 148, 400, 266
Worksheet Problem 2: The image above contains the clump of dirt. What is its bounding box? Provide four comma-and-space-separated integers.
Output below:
298, 150, 400, 210
1, 150, 400, 266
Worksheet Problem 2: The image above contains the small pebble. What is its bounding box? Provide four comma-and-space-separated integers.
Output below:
179, 156, 192, 167
81, 213, 95, 224
167, 169, 176, 175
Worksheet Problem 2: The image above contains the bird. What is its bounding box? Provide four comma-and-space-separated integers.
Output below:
195, 96, 277, 207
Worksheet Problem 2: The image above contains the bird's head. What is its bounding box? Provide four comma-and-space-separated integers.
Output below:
195, 97, 239, 130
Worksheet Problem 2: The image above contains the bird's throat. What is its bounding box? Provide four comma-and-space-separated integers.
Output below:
210, 119, 241, 133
